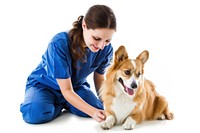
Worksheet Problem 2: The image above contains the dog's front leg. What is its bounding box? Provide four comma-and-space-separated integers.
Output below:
100, 115, 116, 130
122, 116, 137, 130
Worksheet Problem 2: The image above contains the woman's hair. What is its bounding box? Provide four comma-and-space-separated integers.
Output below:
68, 4, 116, 67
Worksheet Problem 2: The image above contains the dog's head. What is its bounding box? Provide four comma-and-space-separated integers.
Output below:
113, 45, 149, 97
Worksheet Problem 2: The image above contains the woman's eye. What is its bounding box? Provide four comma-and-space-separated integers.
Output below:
124, 70, 131, 75
93, 37, 101, 41
106, 40, 110, 43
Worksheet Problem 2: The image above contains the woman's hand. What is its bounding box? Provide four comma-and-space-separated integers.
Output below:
92, 109, 106, 123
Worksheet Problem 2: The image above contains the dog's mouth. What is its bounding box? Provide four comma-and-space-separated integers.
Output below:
118, 78, 134, 95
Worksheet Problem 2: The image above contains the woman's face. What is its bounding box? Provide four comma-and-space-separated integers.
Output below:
82, 21, 115, 52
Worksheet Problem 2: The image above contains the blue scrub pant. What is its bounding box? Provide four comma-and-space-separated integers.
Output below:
20, 83, 103, 124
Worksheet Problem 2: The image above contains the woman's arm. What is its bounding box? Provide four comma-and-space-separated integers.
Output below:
93, 71, 105, 97
56, 78, 105, 122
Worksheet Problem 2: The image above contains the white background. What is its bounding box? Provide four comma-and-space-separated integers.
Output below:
0, 0, 200, 132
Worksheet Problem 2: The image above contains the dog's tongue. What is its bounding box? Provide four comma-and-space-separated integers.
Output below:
125, 86, 134, 95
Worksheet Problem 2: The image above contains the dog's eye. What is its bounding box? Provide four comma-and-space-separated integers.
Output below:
124, 70, 131, 75
136, 72, 141, 77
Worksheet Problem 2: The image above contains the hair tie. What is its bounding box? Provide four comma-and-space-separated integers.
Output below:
78, 16, 84, 26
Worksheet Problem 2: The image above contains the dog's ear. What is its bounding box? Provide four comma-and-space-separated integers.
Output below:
114, 45, 129, 64
136, 50, 149, 65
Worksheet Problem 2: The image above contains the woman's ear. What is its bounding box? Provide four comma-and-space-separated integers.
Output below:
82, 20, 87, 30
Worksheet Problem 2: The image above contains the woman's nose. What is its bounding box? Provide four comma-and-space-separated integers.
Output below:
98, 41, 106, 50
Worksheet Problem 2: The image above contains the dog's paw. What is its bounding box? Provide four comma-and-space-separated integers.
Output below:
100, 115, 115, 130
158, 114, 166, 120
157, 112, 174, 120
122, 116, 136, 130
166, 112, 174, 120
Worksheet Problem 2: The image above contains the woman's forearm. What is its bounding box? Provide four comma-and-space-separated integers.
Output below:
57, 78, 96, 117
62, 89, 96, 117
56, 78, 106, 122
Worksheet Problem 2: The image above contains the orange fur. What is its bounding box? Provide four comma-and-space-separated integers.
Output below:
100, 45, 174, 130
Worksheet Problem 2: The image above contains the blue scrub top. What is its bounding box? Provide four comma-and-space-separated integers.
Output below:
26, 32, 113, 90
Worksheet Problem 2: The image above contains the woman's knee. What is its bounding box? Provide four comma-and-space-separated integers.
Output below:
20, 102, 55, 124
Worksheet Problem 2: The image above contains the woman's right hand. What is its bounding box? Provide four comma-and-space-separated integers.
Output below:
92, 109, 106, 123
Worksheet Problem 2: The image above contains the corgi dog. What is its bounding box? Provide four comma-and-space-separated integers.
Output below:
100, 45, 174, 130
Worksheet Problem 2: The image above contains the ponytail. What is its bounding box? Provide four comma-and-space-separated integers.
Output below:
68, 16, 87, 68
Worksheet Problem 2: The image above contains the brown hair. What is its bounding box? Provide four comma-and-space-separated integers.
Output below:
68, 5, 117, 67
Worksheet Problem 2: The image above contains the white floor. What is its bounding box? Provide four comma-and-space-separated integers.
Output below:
13, 111, 178, 133
3, 98, 199, 133
1, 0, 200, 132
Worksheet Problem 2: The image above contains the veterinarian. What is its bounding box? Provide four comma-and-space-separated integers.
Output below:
20, 4, 116, 124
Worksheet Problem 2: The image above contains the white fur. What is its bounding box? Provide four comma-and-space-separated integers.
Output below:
122, 116, 136, 130
111, 83, 137, 124
131, 60, 143, 85
131, 60, 136, 68
100, 115, 115, 129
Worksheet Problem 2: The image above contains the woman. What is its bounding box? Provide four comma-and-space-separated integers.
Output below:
20, 4, 116, 124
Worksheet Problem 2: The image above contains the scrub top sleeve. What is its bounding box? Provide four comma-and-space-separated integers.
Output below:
95, 46, 113, 75
45, 39, 71, 79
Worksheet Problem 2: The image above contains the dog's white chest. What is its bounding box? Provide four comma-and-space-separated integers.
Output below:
111, 95, 137, 124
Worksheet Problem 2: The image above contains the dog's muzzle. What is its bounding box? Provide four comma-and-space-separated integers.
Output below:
118, 78, 135, 95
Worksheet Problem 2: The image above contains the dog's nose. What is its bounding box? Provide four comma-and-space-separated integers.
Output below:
131, 83, 137, 89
